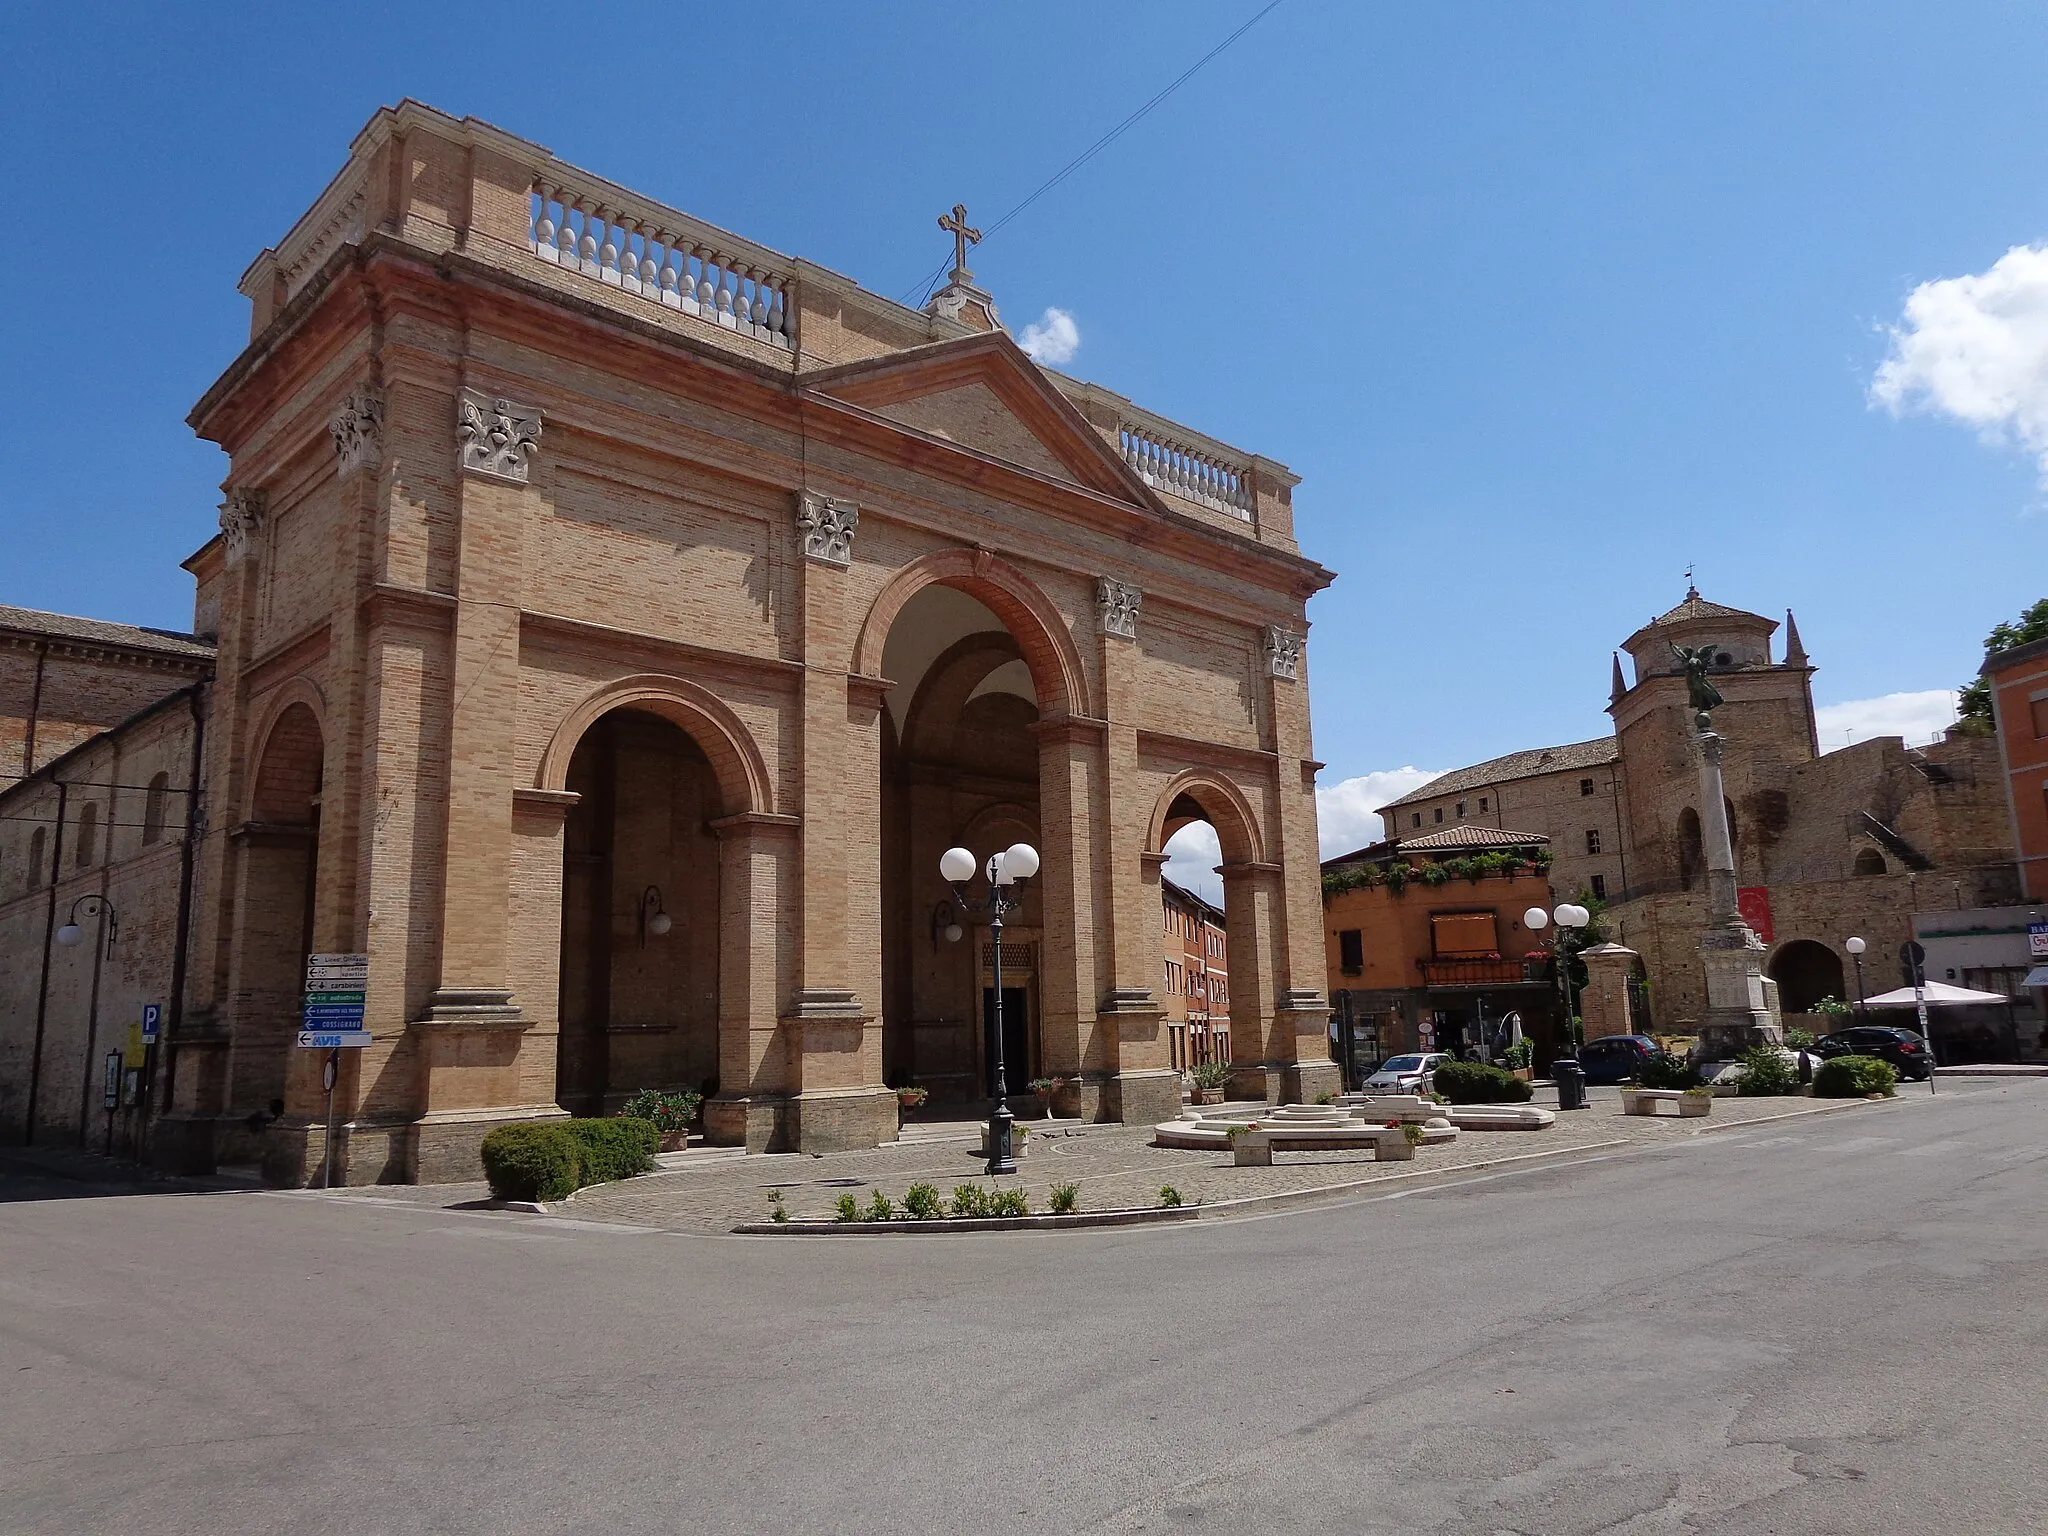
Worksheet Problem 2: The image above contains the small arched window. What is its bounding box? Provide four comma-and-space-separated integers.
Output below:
1853, 847, 1887, 877
27, 827, 44, 890
142, 772, 170, 845
75, 802, 99, 869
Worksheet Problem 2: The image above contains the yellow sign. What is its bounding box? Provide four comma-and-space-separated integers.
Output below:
125, 1023, 147, 1070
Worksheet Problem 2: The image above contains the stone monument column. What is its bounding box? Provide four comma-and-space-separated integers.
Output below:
1577, 942, 1641, 1041
1693, 715, 1782, 1058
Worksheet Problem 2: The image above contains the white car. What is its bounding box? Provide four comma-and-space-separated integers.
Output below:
1362, 1052, 1447, 1094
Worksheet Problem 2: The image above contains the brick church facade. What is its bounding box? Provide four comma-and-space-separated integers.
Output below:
1, 102, 1339, 1182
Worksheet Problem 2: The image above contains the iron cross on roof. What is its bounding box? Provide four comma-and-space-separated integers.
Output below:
938, 202, 981, 283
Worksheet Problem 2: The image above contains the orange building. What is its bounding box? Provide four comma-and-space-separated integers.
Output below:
1323, 826, 1568, 1078
1161, 877, 1230, 1072
1982, 636, 2048, 902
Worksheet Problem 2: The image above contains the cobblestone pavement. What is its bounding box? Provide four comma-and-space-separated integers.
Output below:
314, 1084, 1931, 1232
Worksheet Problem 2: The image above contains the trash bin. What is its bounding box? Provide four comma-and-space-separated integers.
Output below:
1553, 1057, 1587, 1110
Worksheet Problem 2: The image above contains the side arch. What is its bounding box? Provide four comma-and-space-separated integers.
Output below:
854, 548, 1094, 720
537, 673, 774, 817
244, 676, 328, 822
1147, 769, 1266, 867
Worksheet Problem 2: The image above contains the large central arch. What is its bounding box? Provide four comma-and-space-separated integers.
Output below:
855, 548, 1093, 720
536, 673, 773, 815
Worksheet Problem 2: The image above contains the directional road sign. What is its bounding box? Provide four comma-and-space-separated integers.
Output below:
297, 1030, 375, 1049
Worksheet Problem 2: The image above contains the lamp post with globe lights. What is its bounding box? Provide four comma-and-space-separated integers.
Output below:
940, 840, 1039, 1175
1525, 902, 1591, 1055
1845, 935, 1868, 1017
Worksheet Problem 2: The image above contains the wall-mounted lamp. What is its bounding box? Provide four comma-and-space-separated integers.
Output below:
638, 885, 672, 948
930, 900, 964, 949
56, 894, 117, 956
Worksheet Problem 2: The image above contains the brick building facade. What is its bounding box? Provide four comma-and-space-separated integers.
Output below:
1160, 876, 1230, 1071
1, 101, 1340, 1179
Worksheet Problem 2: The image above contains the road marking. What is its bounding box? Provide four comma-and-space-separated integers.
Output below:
1896, 1139, 1971, 1158
1816, 1136, 1902, 1154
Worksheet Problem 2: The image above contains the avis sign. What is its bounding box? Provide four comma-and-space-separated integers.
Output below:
299, 952, 372, 1049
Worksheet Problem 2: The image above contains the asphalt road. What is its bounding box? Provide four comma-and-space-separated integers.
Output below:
3, 1081, 2045, 1535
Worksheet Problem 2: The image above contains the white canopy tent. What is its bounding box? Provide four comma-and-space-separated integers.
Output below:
1861, 981, 2010, 1007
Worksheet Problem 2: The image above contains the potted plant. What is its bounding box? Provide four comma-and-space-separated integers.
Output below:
619, 1088, 702, 1153
894, 1084, 929, 1122
1028, 1077, 1064, 1118
1503, 1038, 1534, 1081
1189, 1059, 1231, 1105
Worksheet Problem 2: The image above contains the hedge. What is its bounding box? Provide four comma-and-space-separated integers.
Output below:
479, 1116, 659, 1202
1430, 1060, 1534, 1104
1811, 1054, 1898, 1098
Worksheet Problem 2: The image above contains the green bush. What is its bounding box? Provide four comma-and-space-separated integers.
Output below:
835, 1194, 860, 1222
565, 1117, 658, 1184
1637, 1054, 1702, 1090
617, 1087, 701, 1134
1158, 1185, 1183, 1208
480, 1123, 583, 1202
987, 1188, 1030, 1217
1189, 1059, 1232, 1090
951, 1184, 990, 1218
865, 1190, 896, 1222
902, 1182, 945, 1220
1735, 1045, 1801, 1097
1049, 1182, 1079, 1214
1503, 1038, 1533, 1070
767, 1191, 789, 1223
1812, 1054, 1898, 1098
1429, 1061, 1534, 1104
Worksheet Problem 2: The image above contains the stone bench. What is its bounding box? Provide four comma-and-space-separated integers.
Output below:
1619, 1088, 1710, 1118
1232, 1124, 1414, 1166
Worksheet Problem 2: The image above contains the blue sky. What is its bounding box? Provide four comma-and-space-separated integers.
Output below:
6, 2, 2047, 870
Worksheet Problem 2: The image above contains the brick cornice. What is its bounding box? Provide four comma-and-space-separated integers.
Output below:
520, 608, 803, 688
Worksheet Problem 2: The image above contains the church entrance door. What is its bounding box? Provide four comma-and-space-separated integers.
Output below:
981, 986, 1031, 1098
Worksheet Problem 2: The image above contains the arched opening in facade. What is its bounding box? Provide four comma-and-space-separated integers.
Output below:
1853, 847, 1887, 877
1150, 774, 1268, 1093
1677, 807, 1704, 890
142, 772, 170, 846
878, 583, 1046, 1105
239, 701, 325, 1113
555, 707, 726, 1118
1160, 815, 1231, 1074
1768, 939, 1846, 1016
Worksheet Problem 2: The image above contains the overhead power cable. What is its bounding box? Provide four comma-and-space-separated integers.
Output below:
898, 0, 1289, 307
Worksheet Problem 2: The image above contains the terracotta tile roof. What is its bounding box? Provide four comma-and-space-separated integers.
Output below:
0, 604, 215, 661
1621, 586, 1774, 651
1397, 823, 1550, 852
1381, 737, 1618, 810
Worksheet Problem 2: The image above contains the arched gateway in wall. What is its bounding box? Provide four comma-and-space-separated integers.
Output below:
174, 101, 1337, 1183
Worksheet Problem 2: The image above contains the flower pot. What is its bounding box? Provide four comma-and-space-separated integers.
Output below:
659, 1129, 690, 1153
1192, 1088, 1224, 1106
1512, 1068, 1533, 1082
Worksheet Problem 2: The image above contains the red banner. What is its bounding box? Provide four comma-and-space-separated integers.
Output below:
1737, 886, 1775, 945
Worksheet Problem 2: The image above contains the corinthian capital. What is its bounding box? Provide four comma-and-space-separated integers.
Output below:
457, 387, 544, 484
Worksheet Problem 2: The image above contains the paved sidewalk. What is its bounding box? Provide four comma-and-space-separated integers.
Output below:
312, 1084, 1956, 1233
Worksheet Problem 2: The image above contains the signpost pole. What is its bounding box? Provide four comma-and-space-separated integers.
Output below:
322, 1048, 339, 1188
1906, 941, 1935, 1096
300, 953, 369, 1187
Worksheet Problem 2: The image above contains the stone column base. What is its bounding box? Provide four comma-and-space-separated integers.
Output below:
1228, 1063, 1283, 1103
1104, 1068, 1181, 1127
791, 1086, 897, 1153
1283, 1059, 1342, 1104
148, 1112, 219, 1176
413, 1103, 567, 1186
1052, 1072, 1109, 1121
1697, 1015, 1784, 1061
704, 1093, 795, 1153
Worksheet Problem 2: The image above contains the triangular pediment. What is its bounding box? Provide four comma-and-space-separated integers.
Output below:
801, 334, 1156, 507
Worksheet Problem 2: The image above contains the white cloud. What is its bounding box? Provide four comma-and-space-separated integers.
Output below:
1871, 243, 2048, 482
1162, 820, 1222, 907
1017, 306, 1080, 365
1815, 689, 1958, 750
1316, 768, 1445, 856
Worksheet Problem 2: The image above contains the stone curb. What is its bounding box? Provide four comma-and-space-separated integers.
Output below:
730, 1205, 1202, 1235
1192, 1139, 1635, 1219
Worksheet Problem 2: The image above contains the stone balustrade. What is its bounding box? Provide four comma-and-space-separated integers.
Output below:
1116, 415, 1254, 521
528, 177, 794, 351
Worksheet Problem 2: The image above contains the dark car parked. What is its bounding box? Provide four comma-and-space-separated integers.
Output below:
1576, 1034, 1667, 1085
1813, 1025, 1932, 1080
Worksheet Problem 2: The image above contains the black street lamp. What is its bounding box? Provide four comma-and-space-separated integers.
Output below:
56, 894, 118, 1145
941, 840, 1040, 1176
1846, 935, 1868, 1017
